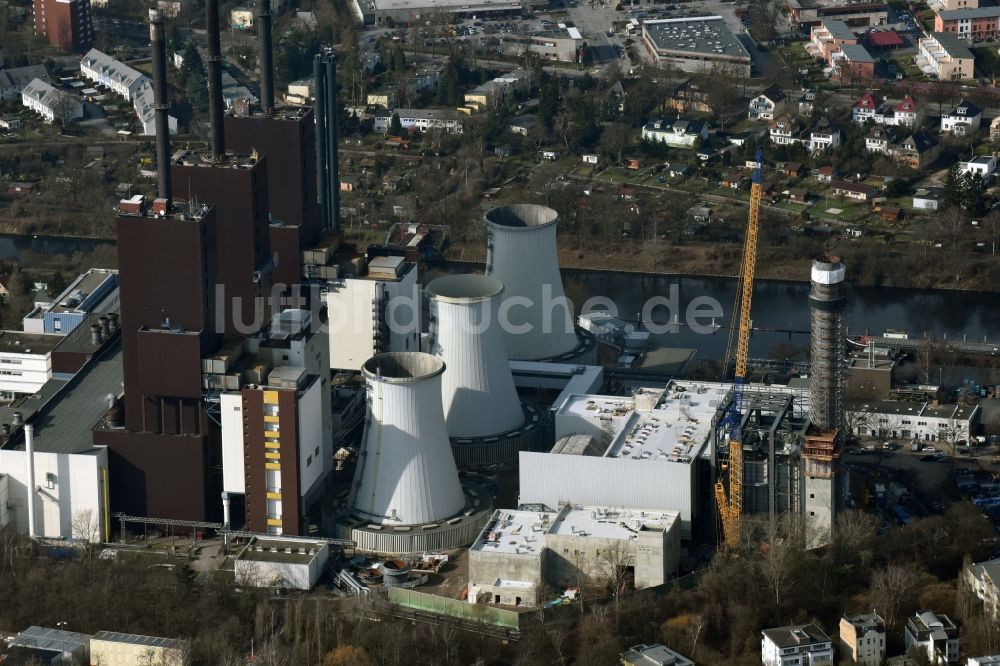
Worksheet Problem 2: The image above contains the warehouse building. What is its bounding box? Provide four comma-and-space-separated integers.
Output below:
640, 16, 751, 77
519, 381, 723, 538
22, 268, 119, 336
467, 504, 680, 608
90, 632, 191, 666
499, 27, 585, 63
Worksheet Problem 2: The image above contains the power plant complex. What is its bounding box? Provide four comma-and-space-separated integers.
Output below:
0, 3, 860, 616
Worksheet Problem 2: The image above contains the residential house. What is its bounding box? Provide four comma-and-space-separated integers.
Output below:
0, 64, 50, 102
8, 182, 36, 195
839, 613, 886, 666
880, 205, 903, 221
809, 119, 841, 152
941, 99, 982, 135
721, 172, 747, 189
913, 187, 943, 210
373, 108, 465, 135
816, 166, 836, 182
509, 114, 539, 136
778, 162, 804, 178
959, 155, 997, 182
340, 175, 359, 192
582, 154, 598, 165
892, 95, 919, 126
865, 125, 900, 155
853, 91, 882, 123
832, 180, 876, 202
80, 49, 147, 101
641, 117, 709, 149
991, 116, 1000, 141
797, 90, 817, 116
0, 115, 21, 130
666, 163, 691, 178
789, 188, 809, 203
836, 43, 876, 80
965, 558, 1000, 621
667, 79, 712, 114
620, 643, 695, 666
761, 624, 834, 666
748, 84, 787, 121
769, 114, 803, 146
626, 158, 641, 170
904, 610, 959, 665
895, 132, 940, 169
21, 78, 83, 123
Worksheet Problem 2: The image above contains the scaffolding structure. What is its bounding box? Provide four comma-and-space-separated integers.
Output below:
808, 257, 847, 431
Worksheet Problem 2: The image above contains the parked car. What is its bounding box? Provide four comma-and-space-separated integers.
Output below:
921, 445, 937, 452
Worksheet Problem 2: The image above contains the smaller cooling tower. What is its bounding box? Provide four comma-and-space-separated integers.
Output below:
427, 274, 524, 439
485, 204, 578, 361
350, 353, 466, 526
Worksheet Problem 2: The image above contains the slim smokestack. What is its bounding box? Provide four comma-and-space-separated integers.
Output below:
314, 55, 328, 231
149, 9, 172, 202
256, 0, 274, 115
314, 51, 339, 233
809, 256, 847, 431
24, 423, 36, 538
205, 0, 225, 160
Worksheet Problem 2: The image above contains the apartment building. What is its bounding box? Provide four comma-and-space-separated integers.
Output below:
762, 624, 834, 666
33, 0, 92, 52
934, 6, 1000, 42
21, 78, 82, 123
373, 108, 465, 135
918, 33, 975, 80
839, 613, 887, 666
965, 558, 1000, 621
904, 610, 960, 664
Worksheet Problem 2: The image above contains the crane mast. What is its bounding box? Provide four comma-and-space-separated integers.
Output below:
715, 147, 764, 550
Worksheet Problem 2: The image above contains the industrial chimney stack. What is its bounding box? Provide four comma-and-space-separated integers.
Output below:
256, 0, 274, 115
149, 9, 172, 203
313, 50, 339, 233
809, 257, 847, 431
205, 0, 225, 160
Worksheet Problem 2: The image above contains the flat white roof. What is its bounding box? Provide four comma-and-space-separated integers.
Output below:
556, 380, 728, 465
471, 505, 680, 554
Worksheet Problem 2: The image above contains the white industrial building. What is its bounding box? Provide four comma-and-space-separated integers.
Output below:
845, 400, 979, 442
0, 331, 61, 396
90, 632, 191, 666
520, 381, 725, 538
326, 256, 421, 371
22, 267, 119, 335
233, 536, 330, 590
21, 78, 83, 123
467, 504, 680, 608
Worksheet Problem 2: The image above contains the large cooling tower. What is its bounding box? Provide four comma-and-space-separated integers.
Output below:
485, 204, 577, 361
426, 274, 524, 439
350, 352, 466, 526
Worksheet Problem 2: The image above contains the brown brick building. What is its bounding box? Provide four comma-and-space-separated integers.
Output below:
33, 0, 93, 52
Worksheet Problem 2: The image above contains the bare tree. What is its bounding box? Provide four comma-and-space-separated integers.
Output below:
596, 540, 634, 612
71, 509, 101, 557
871, 563, 921, 633
755, 515, 802, 607
599, 122, 631, 166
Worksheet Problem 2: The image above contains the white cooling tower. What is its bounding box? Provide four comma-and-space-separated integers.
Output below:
426, 274, 524, 439
350, 352, 466, 526
485, 204, 577, 361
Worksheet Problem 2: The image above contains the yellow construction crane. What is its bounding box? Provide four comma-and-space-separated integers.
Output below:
715, 147, 764, 550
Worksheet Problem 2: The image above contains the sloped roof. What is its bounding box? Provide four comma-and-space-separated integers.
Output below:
854, 92, 881, 109
868, 30, 903, 47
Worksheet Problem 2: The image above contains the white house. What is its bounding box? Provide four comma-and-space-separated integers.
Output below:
941, 99, 982, 135
904, 610, 959, 665
641, 117, 709, 148
0, 65, 50, 102
808, 121, 841, 152
762, 625, 834, 666
373, 108, 464, 135
959, 155, 997, 183
839, 613, 886, 666
769, 115, 802, 146
80, 49, 147, 101
965, 558, 1000, 622
913, 187, 942, 211
132, 81, 178, 136
21, 79, 83, 124
846, 400, 979, 443
582, 154, 598, 165
852, 91, 919, 127
748, 85, 786, 121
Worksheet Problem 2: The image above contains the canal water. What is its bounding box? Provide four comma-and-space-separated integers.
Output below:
435, 263, 1000, 362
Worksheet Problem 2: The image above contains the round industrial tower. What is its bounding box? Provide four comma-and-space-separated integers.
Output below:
339, 352, 490, 554
809, 257, 847, 431
426, 274, 543, 466
484, 204, 596, 363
